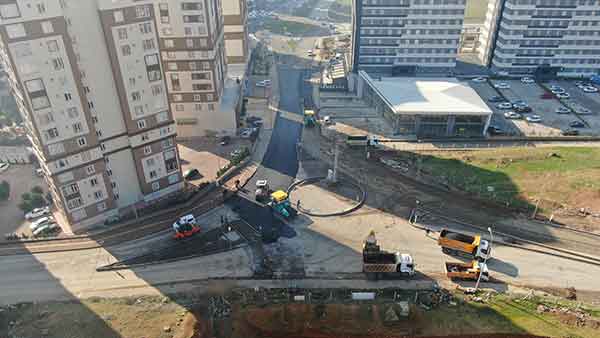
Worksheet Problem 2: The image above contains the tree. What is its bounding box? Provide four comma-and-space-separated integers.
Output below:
31, 186, 44, 195
18, 200, 32, 213
0, 180, 9, 201
21, 192, 31, 201
29, 193, 45, 209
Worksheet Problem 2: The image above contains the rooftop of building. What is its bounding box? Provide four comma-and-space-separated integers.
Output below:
361, 71, 492, 116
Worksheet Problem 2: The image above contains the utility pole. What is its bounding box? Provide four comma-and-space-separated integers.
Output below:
332, 140, 339, 183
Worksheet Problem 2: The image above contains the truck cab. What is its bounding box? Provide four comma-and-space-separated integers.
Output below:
476, 239, 491, 260
396, 253, 416, 275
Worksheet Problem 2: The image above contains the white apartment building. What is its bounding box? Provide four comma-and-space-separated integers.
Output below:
351, 0, 467, 76
0, 0, 226, 230
479, 0, 600, 76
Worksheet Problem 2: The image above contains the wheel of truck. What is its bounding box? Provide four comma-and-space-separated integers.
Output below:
442, 248, 451, 254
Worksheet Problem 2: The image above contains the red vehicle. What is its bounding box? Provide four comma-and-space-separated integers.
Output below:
172, 214, 201, 239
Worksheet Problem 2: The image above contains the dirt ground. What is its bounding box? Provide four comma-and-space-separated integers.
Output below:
0, 163, 46, 236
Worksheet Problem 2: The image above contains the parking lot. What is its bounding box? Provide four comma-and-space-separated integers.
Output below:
544, 80, 600, 135
470, 78, 600, 137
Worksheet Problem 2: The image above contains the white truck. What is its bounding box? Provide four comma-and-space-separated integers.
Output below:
362, 231, 415, 280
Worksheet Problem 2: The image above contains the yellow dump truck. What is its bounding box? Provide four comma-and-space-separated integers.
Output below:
445, 260, 489, 281
438, 229, 491, 261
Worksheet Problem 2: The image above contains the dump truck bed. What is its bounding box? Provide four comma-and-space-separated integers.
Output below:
445, 261, 482, 280
363, 263, 397, 273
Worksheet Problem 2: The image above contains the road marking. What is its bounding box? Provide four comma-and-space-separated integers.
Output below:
280, 111, 303, 123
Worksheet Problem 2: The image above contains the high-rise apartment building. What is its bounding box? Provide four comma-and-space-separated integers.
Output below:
479, 0, 600, 76
221, 0, 248, 67
0, 0, 234, 230
351, 0, 467, 76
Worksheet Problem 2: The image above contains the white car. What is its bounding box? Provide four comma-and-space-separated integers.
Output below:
520, 77, 534, 84
256, 80, 271, 87
25, 207, 50, 220
494, 82, 510, 89
504, 111, 522, 119
307, 49, 315, 56
497, 102, 513, 109
30, 216, 54, 232
0, 162, 9, 173
578, 108, 592, 115
32, 223, 59, 238
551, 87, 565, 94
526, 115, 542, 123
471, 77, 487, 83
556, 92, 570, 99
172, 214, 196, 231
556, 107, 571, 114
583, 86, 598, 93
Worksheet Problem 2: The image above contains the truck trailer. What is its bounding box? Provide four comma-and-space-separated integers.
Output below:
445, 260, 489, 281
438, 229, 491, 261
362, 230, 415, 280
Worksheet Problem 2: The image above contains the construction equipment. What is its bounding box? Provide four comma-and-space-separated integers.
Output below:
254, 179, 271, 202
304, 109, 317, 127
438, 229, 490, 261
362, 230, 415, 280
268, 190, 297, 220
445, 260, 489, 281
172, 214, 201, 239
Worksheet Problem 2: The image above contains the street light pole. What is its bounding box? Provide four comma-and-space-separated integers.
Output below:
474, 226, 493, 292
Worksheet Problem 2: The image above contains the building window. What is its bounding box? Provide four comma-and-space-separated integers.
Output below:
65, 93, 72, 101
41, 21, 53, 34
114, 10, 124, 23
151, 85, 163, 96
173, 94, 183, 101
152, 181, 160, 191
162, 138, 173, 148
165, 39, 174, 48
131, 91, 141, 101
144, 146, 152, 156
6, 23, 26, 39
129, 77, 136, 86
47, 40, 59, 52
114, 193, 119, 200
67, 197, 83, 210
184, 27, 193, 36
144, 54, 162, 81
139, 22, 153, 34
0, 4, 21, 19
149, 170, 158, 179
45, 128, 59, 140
186, 39, 194, 48
191, 72, 210, 80
141, 133, 149, 141
175, 104, 184, 111
72, 122, 83, 133
193, 94, 202, 101
51, 57, 64, 70
86, 165, 95, 175
193, 83, 211, 91
168, 62, 177, 70
143, 39, 155, 51
100, 143, 106, 151
182, 2, 202, 11
134, 106, 144, 116
94, 191, 104, 200
170, 73, 181, 91
208, 103, 214, 111
156, 111, 169, 123
90, 178, 98, 187
135, 5, 151, 18
25, 79, 50, 110
121, 44, 131, 56
96, 130, 103, 137
137, 119, 146, 129
117, 28, 128, 40
146, 157, 155, 166
77, 137, 86, 146
194, 103, 202, 111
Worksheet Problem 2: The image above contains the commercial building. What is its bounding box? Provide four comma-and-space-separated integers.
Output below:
479, 0, 600, 76
356, 71, 492, 137
351, 0, 467, 76
0, 0, 217, 230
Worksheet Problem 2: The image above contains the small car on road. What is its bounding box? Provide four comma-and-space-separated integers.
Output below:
526, 115, 542, 123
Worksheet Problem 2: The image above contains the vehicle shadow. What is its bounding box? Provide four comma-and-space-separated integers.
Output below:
488, 256, 520, 278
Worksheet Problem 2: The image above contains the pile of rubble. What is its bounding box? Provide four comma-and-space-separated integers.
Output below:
536, 303, 599, 328
416, 288, 454, 310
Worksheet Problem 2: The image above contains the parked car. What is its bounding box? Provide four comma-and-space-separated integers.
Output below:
578, 108, 592, 115
497, 102, 513, 109
29, 216, 54, 232
520, 77, 534, 84
307, 49, 315, 56
183, 168, 201, 180
255, 80, 271, 87
32, 223, 60, 238
526, 115, 542, 123
556, 107, 571, 114
494, 82, 510, 89
514, 106, 532, 113
471, 77, 487, 83
561, 129, 580, 136
0, 162, 9, 173
504, 111, 522, 119
582, 86, 598, 93
240, 129, 253, 138
556, 92, 570, 99
487, 125, 505, 135
488, 96, 505, 103
551, 87, 566, 94
219, 136, 231, 146
569, 121, 586, 128
25, 207, 50, 220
